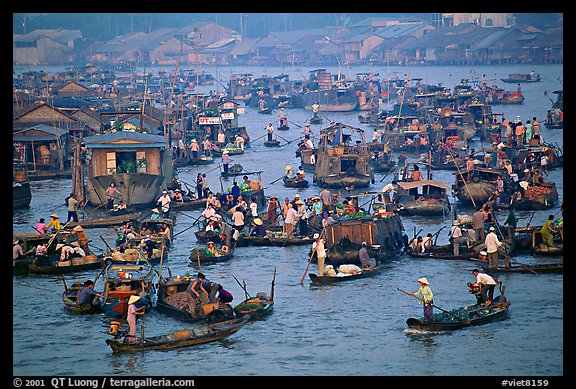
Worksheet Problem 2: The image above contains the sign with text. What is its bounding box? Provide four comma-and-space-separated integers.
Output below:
198, 117, 222, 125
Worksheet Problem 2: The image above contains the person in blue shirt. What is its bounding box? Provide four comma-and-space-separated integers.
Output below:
150, 208, 162, 220
76, 280, 103, 305
231, 182, 241, 203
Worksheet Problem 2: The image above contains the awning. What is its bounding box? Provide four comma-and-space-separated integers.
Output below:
397, 179, 451, 191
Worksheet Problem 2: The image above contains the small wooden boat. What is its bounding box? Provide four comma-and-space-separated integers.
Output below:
190, 156, 214, 165
500, 73, 541, 83
66, 211, 141, 229
27, 253, 105, 275
233, 268, 275, 319
258, 107, 273, 114
105, 315, 250, 353
156, 275, 235, 323
61, 281, 102, 314
309, 266, 380, 284
101, 263, 156, 318
189, 245, 234, 264
170, 198, 208, 211
309, 116, 322, 124
477, 262, 563, 274
406, 295, 510, 331
544, 121, 563, 129
282, 176, 309, 188
277, 124, 290, 131
264, 140, 281, 147
220, 163, 245, 177
404, 246, 481, 261
220, 146, 244, 155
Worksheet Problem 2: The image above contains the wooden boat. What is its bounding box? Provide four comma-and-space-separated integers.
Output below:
190, 156, 215, 165
268, 235, 313, 246
476, 262, 563, 274
189, 245, 234, 264
500, 73, 541, 83
220, 146, 244, 155
544, 121, 563, 129
101, 263, 156, 318
61, 280, 102, 314
313, 123, 374, 188
13, 161, 32, 209
309, 116, 322, 124
282, 176, 309, 188
277, 124, 290, 131
130, 218, 175, 248
27, 253, 104, 275
510, 181, 559, 210
405, 247, 481, 261
323, 214, 405, 266
309, 266, 380, 284
156, 274, 235, 323
258, 107, 273, 114
105, 315, 250, 353
452, 167, 507, 206
102, 241, 168, 266
264, 140, 281, 147
233, 269, 275, 320
66, 211, 141, 229
391, 178, 451, 217
170, 197, 207, 211
406, 295, 510, 331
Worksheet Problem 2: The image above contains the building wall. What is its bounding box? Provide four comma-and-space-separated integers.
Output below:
446, 13, 514, 28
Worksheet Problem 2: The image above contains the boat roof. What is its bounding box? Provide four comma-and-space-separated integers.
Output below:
397, 179, 451, 191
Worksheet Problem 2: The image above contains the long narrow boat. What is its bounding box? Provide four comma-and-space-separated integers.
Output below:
476, 262, 563, 274
406, 295, 510, 331
309, 266, 380, 284
189, 246, 234, 264
27, 253, 105, 275
66, 211, 141, 229
105, 315, 250, 353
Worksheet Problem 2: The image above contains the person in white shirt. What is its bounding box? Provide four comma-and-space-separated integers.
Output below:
472, 269, 499, 306
484, 226, 503, 269
231, 208, 245, 232
311, 233, 326, 276
156, 191, 172, 218
201, 204, 217, 220
421, 233, 433, 252
284, 203, 298, 238
449, 220, 464, 256
381, 180, 399, 203
234, 134, 245, 150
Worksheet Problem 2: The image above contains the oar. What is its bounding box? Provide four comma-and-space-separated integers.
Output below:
397, 288, 463, 321
60, 274, 68, 294
270, 267, 276, 301
286, 118, 302, 128
46, 221, 73, 249
100, 236, 114, 253
274, 133, 293, 144
172, 224, 196, 238
232, 274, 252, 299
299, 227, 326, 285
194, 244, 202, 271
250, 133, 268, 143
264, 174, 286, 189
503, 254, 538, 275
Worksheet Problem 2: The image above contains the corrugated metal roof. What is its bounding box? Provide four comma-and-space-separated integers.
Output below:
397, 179, 451, 191
83, 131, 167, 149
13, 124, 69, 141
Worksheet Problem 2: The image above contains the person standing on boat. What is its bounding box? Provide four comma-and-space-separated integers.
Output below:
449, 220, 464, 256
277, 108, 286, 127
472, 207, 486, 244
312, 102, 320, 120
485, 227, 504, 269
471, 269, 498, 307
221, 150, 232, 174
104, 183, 121, 210
408, 277, 434, 322
76, 280, 103, 306
186, 272, 210, 312
381, 180, 399, 204
126, 295, 145, 343
66, 193, 79, 223
311, 232, 327, 276
319, 185, 332, 214
190, 139, 200, 160
503, 208, 517, 241
13, 239, 24, 263
266, 123, 275, 142
201, 173, 209, 198
284, 203, 298, 238
296, 200, 309, 237
156, 191, 172, 219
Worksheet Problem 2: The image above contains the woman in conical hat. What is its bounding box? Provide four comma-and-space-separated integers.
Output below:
127, 295, 145, 343
409, 276, 434, 322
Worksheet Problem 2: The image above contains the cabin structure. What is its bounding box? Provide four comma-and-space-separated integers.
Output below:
313, 123, 374, 188
83, 130, 173, 207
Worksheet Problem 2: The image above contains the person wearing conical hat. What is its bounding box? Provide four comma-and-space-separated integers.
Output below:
46, 213, 61, 232
408, 277, 434, 322
150, 208, 161, 220
127, 295, 145, 343
71, 225, 89, 253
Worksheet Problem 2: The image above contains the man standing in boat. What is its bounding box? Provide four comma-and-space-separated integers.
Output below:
266, 123, 275, 142
311, 232, 326, 276
277, 108, 286, 127
157, 190, 172, 219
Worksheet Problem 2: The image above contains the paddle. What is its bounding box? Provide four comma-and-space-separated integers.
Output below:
100, 236, 114, 253
250, 133, 269, 143
286, 118, 302, 128
195, 244, 202, 271
299, 227, 326, 285
502, 254, 538, 275
264, 174, 287, 189
397, 288, 463, 321
232, 274, 252, 300
270, 267, 276, 301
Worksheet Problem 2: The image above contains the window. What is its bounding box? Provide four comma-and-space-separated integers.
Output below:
485, 18, 493, 27
106, 152, 116, 174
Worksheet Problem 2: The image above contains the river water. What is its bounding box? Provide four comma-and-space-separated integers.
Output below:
13, 63, 563, 379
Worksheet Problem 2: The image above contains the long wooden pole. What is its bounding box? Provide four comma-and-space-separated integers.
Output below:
446, 146, 476, 209
397, 288, 463, 320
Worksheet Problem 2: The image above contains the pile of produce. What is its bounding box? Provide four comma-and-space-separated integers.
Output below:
524, 185, 555, 200
429, 305, 495, 323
